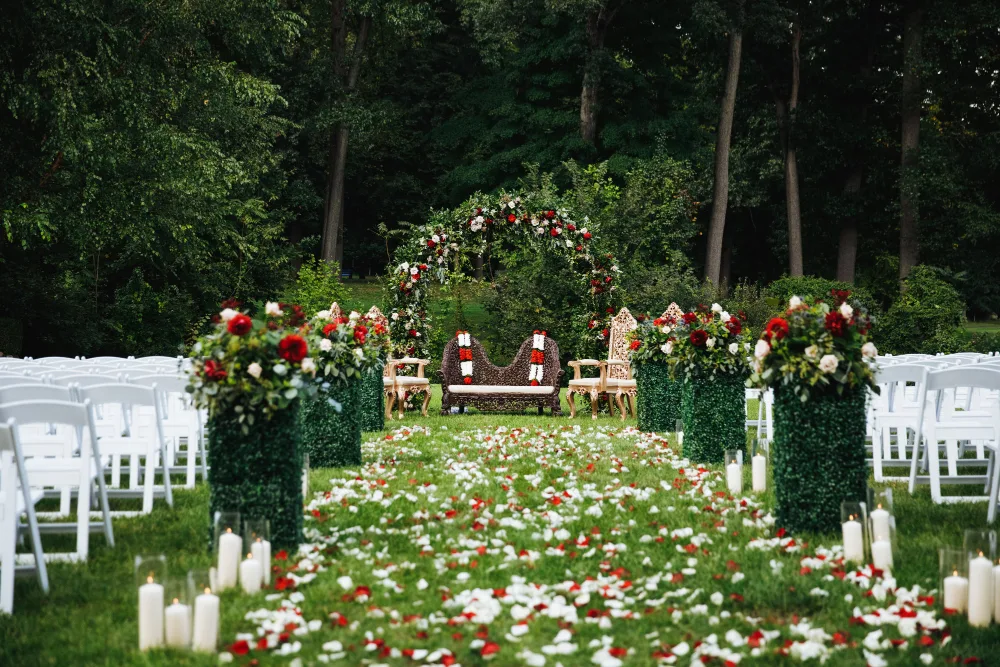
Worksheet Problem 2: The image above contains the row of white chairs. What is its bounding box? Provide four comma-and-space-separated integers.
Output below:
869, 352, 1000, 522
0, 356, 202, 613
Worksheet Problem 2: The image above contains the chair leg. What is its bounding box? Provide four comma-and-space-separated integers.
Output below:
628, 394, 637, 419
421, 390, 431, 417
385, 392, 395, 421
0, 513, 14, 613
589, 390, 598, 420
568, 391, 577, 418
616, 392, 626, 422
397, 390, 406, 420
988, 451, 1000, 524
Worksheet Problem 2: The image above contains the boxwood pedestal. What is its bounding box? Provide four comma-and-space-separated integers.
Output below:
207, 405, 302, 549
635, 362, 681, 432
300, 378, 362, 468
680, 375, 746, 463
359, 365, 385, 432
772, 387, 868, 534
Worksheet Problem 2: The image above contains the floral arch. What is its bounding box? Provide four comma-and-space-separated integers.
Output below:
385, 191, 623, 360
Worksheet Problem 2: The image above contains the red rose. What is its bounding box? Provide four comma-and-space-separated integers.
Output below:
323, 322, 338, 337
412, 272, 420, 281
726, 317, 742, 336
353, 324, 368, 345
604, 276, 612, 283
583, 232, 592, 239
463, 377, 472, 385
764, 317, 790, 341
203, 359, 228, 381
507, 213, 516, 223
601, 328, 609, 338
419, 264, 428, 270
567, 224, 576, 231
682, 312, 698, 324
588, 320, 596, 329
227, 313, 252, 336
825, 312, 847, 337
831, 288, 851, 306
549, 228, 559, 237
230, 639, 250, 656
408, 329, 418, 338
606, 307, 614, 314
575, 245, 583, 252
546, 210, 555, 219
629, 339, 641, 350
277, 334, 308, 363
427, 239, 436, 248
690, 329, 709, 347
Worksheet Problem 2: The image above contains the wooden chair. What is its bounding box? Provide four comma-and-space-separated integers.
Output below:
366, 306, 431, 419
567, 307, 638, 419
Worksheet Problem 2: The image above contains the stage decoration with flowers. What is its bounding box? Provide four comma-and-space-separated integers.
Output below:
750, 290, 878, 534
385, 192, 623, 367
455, 331, 474, 384
626, 306, 689, 432
647, 303, 752, 464
299, 305, 385, 468
528, 330, 547, 386
187, 301, 314, 548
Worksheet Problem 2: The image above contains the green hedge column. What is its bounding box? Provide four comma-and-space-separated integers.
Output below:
359, 366, 385, 432
300, 379, 362, 468
772, 387, 867, 534
635, 362, 681, 432
208, 406, 303, 549
680, 375, 746, 463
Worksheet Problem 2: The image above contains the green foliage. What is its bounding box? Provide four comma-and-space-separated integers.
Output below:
772, 387, 868, 535
299, 381, 362, 468
724, 281, 772, 332
282, 260, 350, 317
207, 405, 303, 549
680, 375, 746, 464
635, 362, 681, 432
620, 264, 701, 317
0, 318, 23, 357
878, 266, 967, 354
359, 366, 386, 432
928, 328, 1000, 355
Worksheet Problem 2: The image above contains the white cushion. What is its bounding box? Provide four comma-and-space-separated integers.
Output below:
568, 378, 600, 387
447, 385, 555, 395
606, 379, 637, 388
394, 377, 430, 386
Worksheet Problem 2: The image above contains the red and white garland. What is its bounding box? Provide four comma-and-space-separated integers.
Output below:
456, 331, 473, 384
529, 330, 546, 386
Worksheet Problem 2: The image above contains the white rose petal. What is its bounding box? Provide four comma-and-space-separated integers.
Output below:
301, 358, 316, 374
711, 303, 723, 313
706, 337, 716, 349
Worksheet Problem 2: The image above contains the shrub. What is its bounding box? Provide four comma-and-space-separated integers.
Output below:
282, 258, 350, 317
621, 264, 700, 316
927, 328, 1000, 355
724, 281, 771, 332
878, 265, 967, 354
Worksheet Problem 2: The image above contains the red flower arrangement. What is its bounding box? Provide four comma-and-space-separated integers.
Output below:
824, 312, 847, 337
277, 334, 308, 363
203, 359, 228, 381
353, 324, 368, 345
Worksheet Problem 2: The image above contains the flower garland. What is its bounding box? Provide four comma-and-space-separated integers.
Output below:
529, 330, 546, 386
456, 331, 473, 384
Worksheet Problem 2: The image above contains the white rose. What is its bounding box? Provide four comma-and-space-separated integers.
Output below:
301, 358, 316, 374
720, 311, 731, 323
475, 216, 484, 224
862, 342, 878, 358
729, 342, 739, 355
400, 262, 410, 271
789, 295, 802, 309
840, 302, 854, 319
265, 301, 283, 317
391, 312, 399, 320
247, 362, 262, 379
711, 303, 723, 314
219, 308, 238, 322
354, 348, 365, 359
754, 339, 771, 360
315, 309, 331, 320
410, 267, 419, 275
661, 341, 674, 355
432, 234, 440, 243
349, 311, 360, 320
565, 239, 573, 248
319, 338, 333, 352
706, 337, 716, 349
819, 354, 839, 374
661, 326, 672, 334
580, 228, 588, 235
805, 344, 819, 359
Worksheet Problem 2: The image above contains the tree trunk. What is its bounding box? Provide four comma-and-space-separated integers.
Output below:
704, 28, 743, 286
320, 11, 371, 263
579, 4, 619, 145
784, 22, 803, 277
899, 5, 923, 282
474, 254, 484, 281
836, 167, 862, 282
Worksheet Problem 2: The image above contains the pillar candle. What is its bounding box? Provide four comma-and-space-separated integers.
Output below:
870, 506, 892, 542
251, 539, 271, 586
191, 589, 220, 652
944, 571, 969, 612
726, 462, 743, 495
217, 528, 241, 590
842, 517, 864, 564
138, 577, 164, 650
872, 539, 893, 571
301, 467, 309, 499
968, 554, 993, 627
164, 598, 192, 648
993, 563, 1000, 623
752, 454, 766, 492
240, 554, 262, 594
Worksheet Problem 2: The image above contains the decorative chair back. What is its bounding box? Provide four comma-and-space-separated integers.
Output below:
606, 308, 638, 381
661, 302, 684, 322
366, 306, 393, 378
329, 302, 344, 321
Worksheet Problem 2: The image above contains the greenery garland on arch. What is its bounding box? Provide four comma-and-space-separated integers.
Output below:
385, 191, 623, 361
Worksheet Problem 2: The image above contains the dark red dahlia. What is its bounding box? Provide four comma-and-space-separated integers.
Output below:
764, 317, 790, 341
725, 317, 742, 336
689, 329, 709, 347
682, 312, 698, 325
277, 334, 308, 363
825, 312, 847, 337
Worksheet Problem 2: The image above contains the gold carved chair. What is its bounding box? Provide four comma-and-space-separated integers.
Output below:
566, 307, 638, 419
366, 306, 431, 419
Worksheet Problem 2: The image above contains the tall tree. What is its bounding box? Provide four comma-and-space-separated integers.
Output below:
578, 1, 622, 144
899, 1, 923, 281
703, 1, 745, 287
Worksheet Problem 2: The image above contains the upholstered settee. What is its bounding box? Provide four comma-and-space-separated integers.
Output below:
439, 334, 563, 415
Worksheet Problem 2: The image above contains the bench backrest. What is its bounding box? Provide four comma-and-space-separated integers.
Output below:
442, 334, 562, 386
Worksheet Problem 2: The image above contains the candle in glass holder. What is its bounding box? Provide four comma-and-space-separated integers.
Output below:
944, 570, 969, 612
251, 538, 271, 586
217, 528, 241, 590
726, 461, 743, 494
993, 561, 1000, 623
192, 587, 219, 652
752, 454, 766, 492
164, 597, 191, 648
842, 515, 864, 564
968, 552, 993, 627
870, 505, 892, 542
138, 575, 164, 650
872, 539, 893, 571
240, 553, 262, 594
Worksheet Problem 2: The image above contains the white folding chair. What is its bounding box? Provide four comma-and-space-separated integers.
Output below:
128, 374, 205, 487
76, 384, 173, 515
0, 421, 49, 613
909, 367, 1000, 509
871, 364, 928, 482
0, 377, 43, 389
0, 400, 114, 562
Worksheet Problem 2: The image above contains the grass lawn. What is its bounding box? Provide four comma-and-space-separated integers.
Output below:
2, 388, 998, 666
965, 321, 1000, 333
